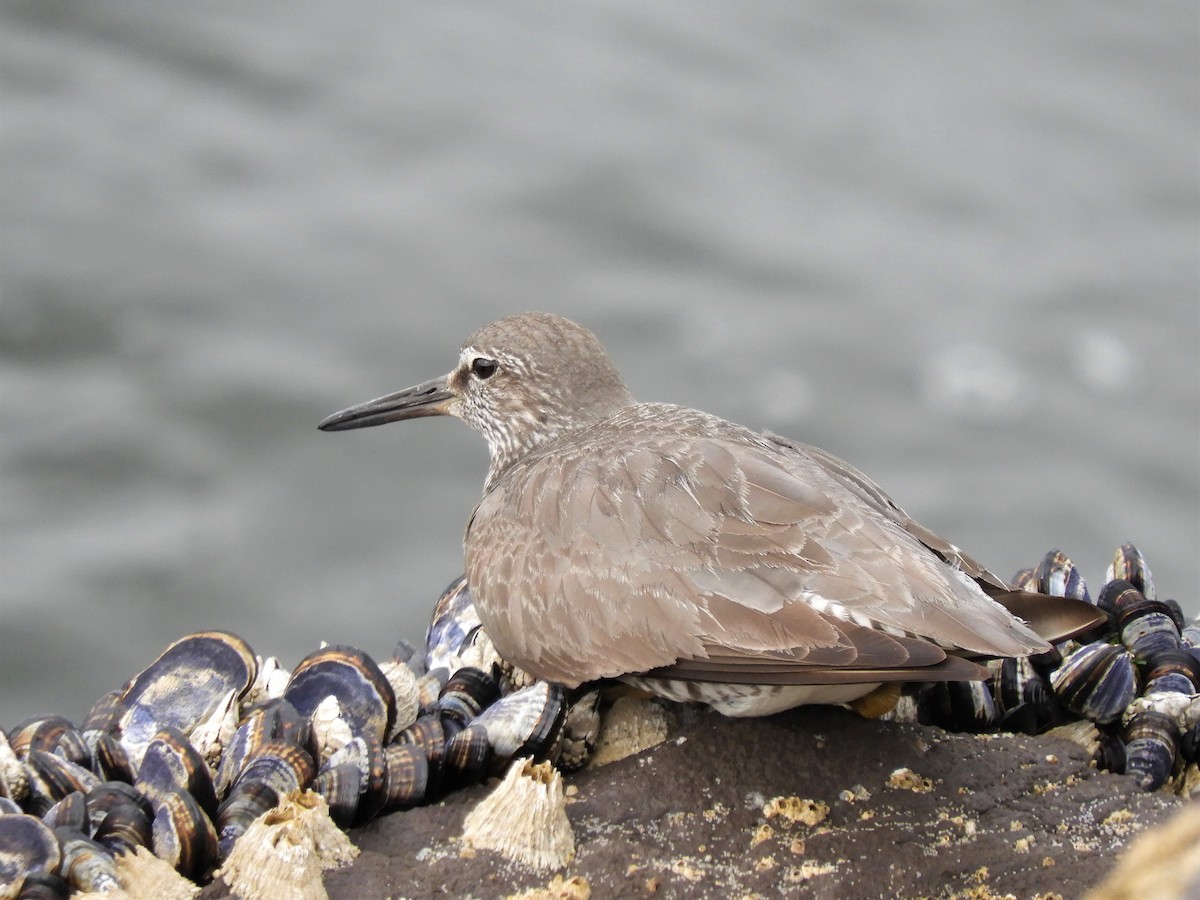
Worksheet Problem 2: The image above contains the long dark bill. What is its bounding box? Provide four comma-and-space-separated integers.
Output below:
318, 375, 452, 431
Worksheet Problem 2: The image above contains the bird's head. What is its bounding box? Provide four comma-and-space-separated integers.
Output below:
319, 312, 635, 483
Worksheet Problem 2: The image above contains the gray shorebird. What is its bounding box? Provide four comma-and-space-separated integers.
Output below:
320, 313, 1101, 716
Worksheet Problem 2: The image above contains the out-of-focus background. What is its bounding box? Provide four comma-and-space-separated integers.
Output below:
2, 2, 1197, 726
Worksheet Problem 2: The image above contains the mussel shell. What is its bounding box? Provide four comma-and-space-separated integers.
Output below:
416, 669, 449, 715
1033, 549, 1091, 602
85, 781, 152, 832
1142, 648, 1200, 696
42, 791, 88, 832
396, 714, 445, 781
150, 787, 218, 879
321, 734, 388, 825
1009, 567, 1038, 593
441, 723, 490, 786
224, 740, 316, 801
216, 780, 279, 860
1100, 580, 1181, 659
916, 680, 999, 733
437, 666, 500, 728
12, 871, 71, 900
94, 801, 153, 855
135, 726, 218, 824
215, 738, 312, 849
265, 698, 309, 748
1098, 730, 1127, 775
117, 631, 257, 753
1181, 724, 1200, 763
91, 732, 137, 784
1181, 617, 1200, 649
357, 733, 388, 824
1105, 542, 1155, 601
1049, 641, 1139, 724
213, 719, 260, 802
990, 657, 1054, 719
82, 690, 124, 734
312, 762, 361, 830
8, 716, 76, 759
54, 826, 120, 893
948, 680, 1000, 733
474, 681, 567, 764
0, 814, 61, 886
424, 575, 482, 673
213, 698, 306, 800
391, 639, 423, 674
1163, 599, 1186, 633
1123, 709, 1180, 791
284, 646, 396, 746
0, 797, 20, 815
28, 751, 100, 802
51, 729, 90, 768
994, 703, 1042, 736
381, 744, 428, 812
216, 738, 316, 853
1030, 642, 1065, 674
23, 760, 60, 817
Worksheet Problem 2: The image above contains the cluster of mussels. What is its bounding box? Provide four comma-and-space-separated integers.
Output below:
912, 544, 1200, 794
0, 575, 601, 896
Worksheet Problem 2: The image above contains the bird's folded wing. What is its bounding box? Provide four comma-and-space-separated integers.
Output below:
645, 650, 991, 685
466, 431, 1047, 686
770, 435, 1009, 590
786, 439, 1104, 644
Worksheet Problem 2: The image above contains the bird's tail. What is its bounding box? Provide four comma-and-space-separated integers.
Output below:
981, 587, 1107, 646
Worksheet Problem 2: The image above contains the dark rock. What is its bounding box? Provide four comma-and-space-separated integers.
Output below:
205, 705, 1184, 899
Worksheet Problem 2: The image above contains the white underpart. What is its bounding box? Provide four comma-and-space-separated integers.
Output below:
622, 675, 881, 717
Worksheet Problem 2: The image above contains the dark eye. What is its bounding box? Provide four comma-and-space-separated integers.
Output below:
470, 357, 498, 380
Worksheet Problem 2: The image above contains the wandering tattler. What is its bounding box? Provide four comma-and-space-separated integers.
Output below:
320, 313, 1101, 716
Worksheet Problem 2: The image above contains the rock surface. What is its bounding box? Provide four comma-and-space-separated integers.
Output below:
202, 704, 1185, 899
196, 710, 1180, 897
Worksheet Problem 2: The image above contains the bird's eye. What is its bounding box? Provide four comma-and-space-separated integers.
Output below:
470, 357, 498, 380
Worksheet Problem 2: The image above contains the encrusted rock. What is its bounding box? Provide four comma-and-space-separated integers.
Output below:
1087, 803, 1200, 900
762, 796, 829, 827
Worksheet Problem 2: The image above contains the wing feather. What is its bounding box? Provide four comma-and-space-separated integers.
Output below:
465, 405, 1048, 688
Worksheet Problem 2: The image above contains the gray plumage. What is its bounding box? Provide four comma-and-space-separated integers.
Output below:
320, 312, 1100, 716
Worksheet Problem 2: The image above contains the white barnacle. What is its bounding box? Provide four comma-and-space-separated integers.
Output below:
461, 758, 575, 871
0, 730, 28, 802
108, 845, 199, 900
377, 661, 421, 741
309, 696, 353, 765
1123, 691, 1200, 730
589, 695, 671, 767
244, 656, 291, 709
189, 688, 239, 772
217, 790, 358, 900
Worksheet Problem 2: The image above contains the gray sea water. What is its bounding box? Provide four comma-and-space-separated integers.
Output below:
2, 1, 1197, 726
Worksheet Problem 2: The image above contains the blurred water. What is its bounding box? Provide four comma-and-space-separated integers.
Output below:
1, 1, 1197, 726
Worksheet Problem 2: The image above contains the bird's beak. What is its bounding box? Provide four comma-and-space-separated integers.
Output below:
318, 375, 453, 432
